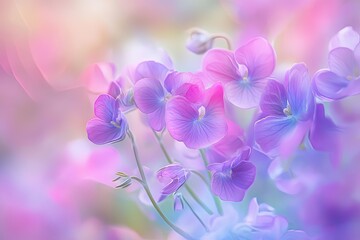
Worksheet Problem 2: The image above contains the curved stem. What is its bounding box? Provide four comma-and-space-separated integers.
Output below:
152, 131, 214, 215
199, 149, 224, 216
211, 35, 232, 50
127, 130, 194, 240
182, 196, 209, 232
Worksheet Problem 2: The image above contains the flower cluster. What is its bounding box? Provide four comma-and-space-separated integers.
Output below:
85, 26, 360, 239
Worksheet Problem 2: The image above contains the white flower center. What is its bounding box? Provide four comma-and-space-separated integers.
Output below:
198, 106, 206, 120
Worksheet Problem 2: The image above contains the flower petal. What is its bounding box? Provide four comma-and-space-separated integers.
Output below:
285, 63, 314, 120
234, 37, 275, 80
254, 116, 296, 153
225, 78, 268, 108
211, 172, 245, 201
94, 94, 118, 122
309, 104, 340, 152
86, 118, 125, 145
202, 49, 239, 83
329, 26, 360, 51
134, 61, 169, 83
166, 85, 227, 149
134, 78, 165, 114
260, 80, 287, 117
231, 161, 256, 189
312, 70, 350, 100
329, 47, 358, 78
147, 104, 166, 131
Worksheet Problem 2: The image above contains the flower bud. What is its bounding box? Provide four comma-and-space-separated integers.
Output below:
186, 29, 214, 55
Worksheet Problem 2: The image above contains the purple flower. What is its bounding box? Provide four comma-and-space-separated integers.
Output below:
165, 83, 228, 149
208, 149, 255, 201
86, 94, 128, 145
156, 163, 191, 202
313, 26, 360, 100
254, 63, 314, 157
203, 37, 275, 108
133, 61, 170, 131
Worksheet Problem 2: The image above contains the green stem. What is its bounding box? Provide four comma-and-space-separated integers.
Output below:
182, 196, 209, 232
152, 131, 214, 215
199, 149, 224, 216
127, 130, 194, 240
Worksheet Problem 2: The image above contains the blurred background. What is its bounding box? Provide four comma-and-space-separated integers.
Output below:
1, 0, 360, 239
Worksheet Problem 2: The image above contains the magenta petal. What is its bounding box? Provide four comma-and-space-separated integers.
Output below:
134, 78, 165, 114
260, 80, 287, 116
203, 49, 239, 83
94, 94, 118, 122
309, 104, 339, 152
225, 78, 268, 108
328, 47, 358, 78
254, 116, 296, 153
166, 85, 227, 149
312, 70, 349, 100
231, 161, 256, 189
211, 173, 245, 201
134, 61, 168, 83
234, 37, 275, 80
147, 105, 166, 131
164, 71, 192, 93
86, 118, 125, 145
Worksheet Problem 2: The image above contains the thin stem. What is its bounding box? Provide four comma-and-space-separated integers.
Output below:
127, 130, 194, 240
152, 130, 214, 215
182, 196, 209, 232
199, 149, 224, 216
184, 185, 213, 215
153, 130, 173, 164
211, 35, 232, 50
191, 170, 211, 190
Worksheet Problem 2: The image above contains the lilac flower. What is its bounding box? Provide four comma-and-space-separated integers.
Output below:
86, 94, 128, 145
208, 149, 255, 201
234, 198, 310, 240
313, 26, 360, 100
156, 163, 191, 202
203, 37, 275, 108
133, 61, 170, 131
165, 83, 228, 149
173, 193, 184, 211
254, 63, 314, 157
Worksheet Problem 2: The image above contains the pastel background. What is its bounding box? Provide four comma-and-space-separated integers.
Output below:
1, 0, 360, 239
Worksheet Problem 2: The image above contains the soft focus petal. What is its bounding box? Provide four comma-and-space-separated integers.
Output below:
312, 70, 349, 100
86, 118, 125, 145
285, 63, 314, 119
309, 104, 340, 152
147, 104, 166, 131
133, 78, 165, 114
108, 81, 121, 99
260, 80, 287, 116
211, 172, 245, 201
329, 47, 358, 78
329, 26, 360, 51
234, 37, 275, 80
133, 61, 169, 83
231, 161, 256, 189
203, 49, 239, 83
254, 116, 296, 153
94, 94, 118, 122
282, 230, 311, 240
225, 78, 268, 108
